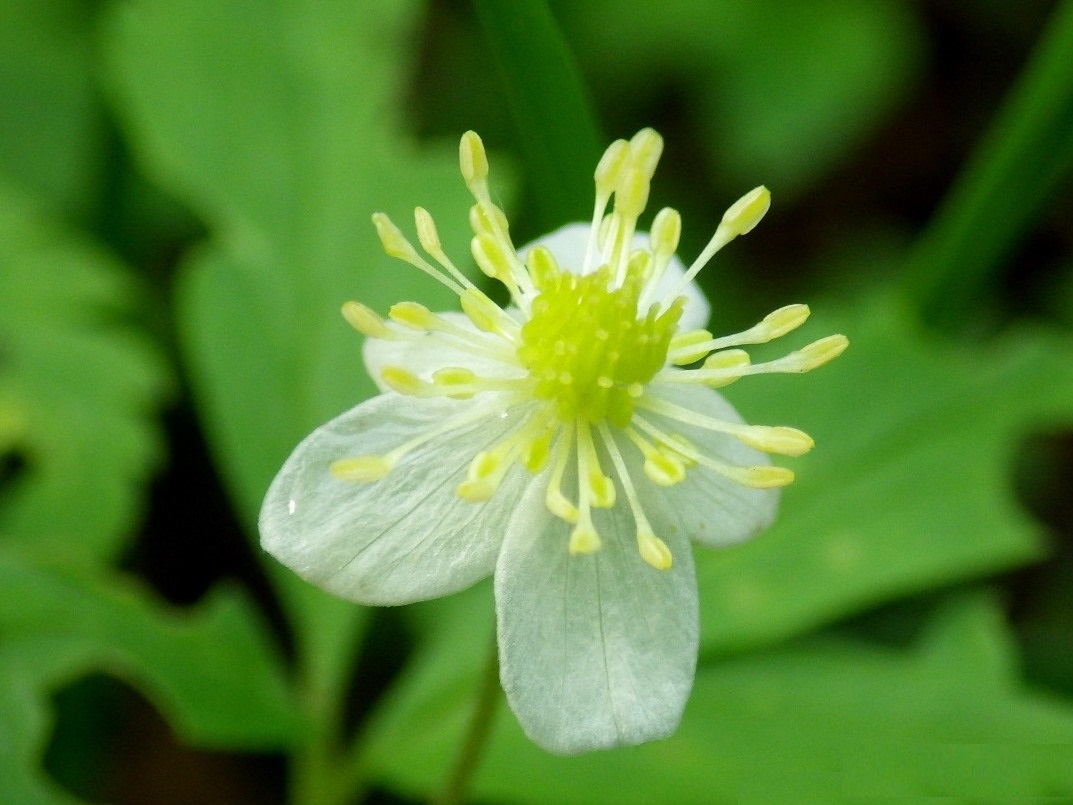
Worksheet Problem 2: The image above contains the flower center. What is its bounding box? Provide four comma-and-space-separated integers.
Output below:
517, 258, 683, 427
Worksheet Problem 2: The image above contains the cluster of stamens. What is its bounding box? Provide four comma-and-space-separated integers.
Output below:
331, 129, 848, 571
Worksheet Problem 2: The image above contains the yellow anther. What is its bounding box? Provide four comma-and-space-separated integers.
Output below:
431, 367, 477, 398
587, 471, 616, 509
568, 521, 602, 555
594, 139, 630, 197
628, 128, 663, 179
729, 465, 795, 488
389, 301, 435, 330
737, 426, 815, 457
788, 334, 849, 371
330, 455, 393, 482
721, 186, 771, 237
546, 486, 579, 523
341, 301, 390, 338
457, 450, 503, 502
644, 450, 686, 486
414, 206, 441, 254
638, 531, 673, 570
372, 212, 420, 261
649, 207, 681, 260
469, 201, 510, 240
703, 349, 750, 370
380, 366, 425, 396
459, 130, 489, 194
758, 304, 810, 340
525, 246, 560, 287
471, 232, 513, 281
615, 165, 650, 220
432, 367, 477, 386
459, 288, 506, 334
523, 430, 553, 473
670, 329, 715, 365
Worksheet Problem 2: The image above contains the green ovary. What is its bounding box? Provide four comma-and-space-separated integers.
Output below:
517, 264, 682, 427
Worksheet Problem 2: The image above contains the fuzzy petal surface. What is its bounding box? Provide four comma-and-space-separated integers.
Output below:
643, 382, 780, 547
259, 393, 538, 605
495, 461, 698, 754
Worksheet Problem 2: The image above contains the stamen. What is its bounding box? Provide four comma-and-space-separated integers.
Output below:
414, 206, 478, 291
388, 301, 517, 362
667, 304, 810, 361
331, 400, 517, 485
637, 207, 681, 310
372, 213, 465, 295
623, 426, 687, 486
598, 422, 673, 570
671, 334, 849, 386
341, 301, 393, 339
661, 186, 771, 307
459, 130, 490, 201
569, 421, 610, 556
577, 420, 616, 509
587, 139, 631, 272
545, 424, 579, 523
634, 415, 794, 489
637, 395, 814, 456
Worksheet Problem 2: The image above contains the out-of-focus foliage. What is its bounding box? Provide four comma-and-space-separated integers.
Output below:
362, 587, 1073, 803
1, 0, 1072, 801
0, 546, 301, 804
0, 187, 167, 558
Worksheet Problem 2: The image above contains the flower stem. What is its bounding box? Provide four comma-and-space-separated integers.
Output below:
434, 633, 501, 805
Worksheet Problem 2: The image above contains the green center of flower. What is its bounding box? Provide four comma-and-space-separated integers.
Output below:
516, 259, 683, 427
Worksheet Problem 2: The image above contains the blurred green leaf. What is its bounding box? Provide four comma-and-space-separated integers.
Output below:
559, 0, 922, 197
696, 291, 1073, 653
0, 186, 169, 559
365, 587, 1073, 802
905, 0, 1073, 327
472, 0, 602, 229
0, 546, 302, 804
0, 0, 105, 218
102, 0, 501, 741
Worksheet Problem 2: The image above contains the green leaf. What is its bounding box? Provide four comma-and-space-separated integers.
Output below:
0, 546, 302, 804
696, 291, 1073, 653
904, 0, 1073, 327
0, 185, 170, 558
364, 589, 1073, 802
0, 0, 104, 217
473, 0, 602, 229
102, 0, 493, 735
559, 0, 923, 197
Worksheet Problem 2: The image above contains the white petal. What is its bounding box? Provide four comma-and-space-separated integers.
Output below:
518, 222, 710, 330
641, 382, 780, 548
362, 312, 520, 393
259, 393, 537, 605
495, 475, 698, 754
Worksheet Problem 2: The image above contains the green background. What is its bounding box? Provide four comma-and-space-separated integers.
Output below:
2, 0, 1072, 802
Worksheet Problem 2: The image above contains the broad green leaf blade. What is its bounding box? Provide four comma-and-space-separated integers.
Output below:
0, 547, 303, 750
0, 0, 104, 217
696, 291, 1073, 653
0, 186, 169, 558
904, 0, 1073, 327
364, 588, 1073, 802
473, 0, 602, 229
103, 0, 489, 722
0, 638, 98, 805
103, 0, 485, 532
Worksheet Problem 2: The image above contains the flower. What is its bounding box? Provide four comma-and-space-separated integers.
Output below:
259, 129, 847, 754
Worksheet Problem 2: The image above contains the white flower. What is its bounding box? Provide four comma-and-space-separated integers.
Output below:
259, 129, 847, 754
